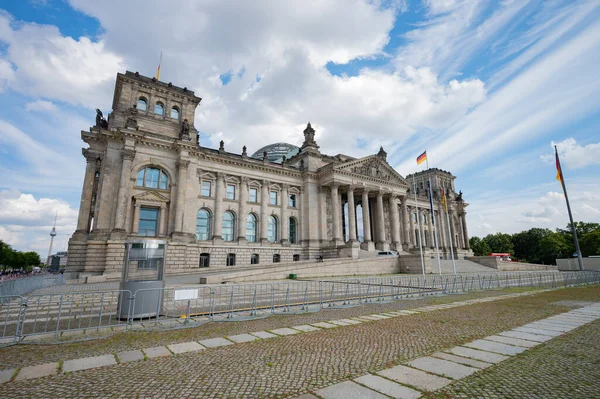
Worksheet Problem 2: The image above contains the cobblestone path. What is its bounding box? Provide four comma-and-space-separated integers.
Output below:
423, 317, 600, 399
0, 285, 598, 398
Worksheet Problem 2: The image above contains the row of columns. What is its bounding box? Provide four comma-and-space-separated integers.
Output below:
328, 184, 470, 250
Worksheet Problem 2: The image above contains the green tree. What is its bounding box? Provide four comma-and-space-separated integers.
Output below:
482, 233, 514, 255
469, 236, 491, 256
538, 231, 571, 265
23, 251, 41, 267
579, 229, 600, 256
511, 228, 553, 263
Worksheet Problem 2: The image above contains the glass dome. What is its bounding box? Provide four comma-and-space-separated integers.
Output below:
251, 143, 300, 163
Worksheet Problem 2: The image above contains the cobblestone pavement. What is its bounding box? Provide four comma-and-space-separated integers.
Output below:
423, 318, 600, 399
0, 289, 521, 370
0, 285, 598, 398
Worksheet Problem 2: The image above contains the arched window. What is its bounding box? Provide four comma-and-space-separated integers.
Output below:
289, 217, 297, 244
222, 211, 235, 241
415, 229, 420, 248
137, 97, 147, 111
171, 107, 179, 119
136, 167, 168, 189
154, 102, 164, 115
196, 209, 211, 240
267, 216, 278, 243
246, 214, 257, 242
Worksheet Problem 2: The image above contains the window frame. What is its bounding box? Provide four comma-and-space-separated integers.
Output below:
289, 217, 297, 244
170, 106, 180, 120
289, 193, 297, 208
136, 167, 169, 190
199, 253, 210, 267
196, 208, 211, 241
138, 207, 159, 237
269, 191, 278, 205
249, 187, 258, 203
222, 211, 235, 242
226, 184, 236, 200
273, 254, 281, 263
226, 253, 236, 266
293, 254, 300, 262
246, 213, 257, 243
250, 253, 259, 265
137, 97, 148, 112
154, 102, 164, 115
201, 181, 212, 197
267, 215, 278, 243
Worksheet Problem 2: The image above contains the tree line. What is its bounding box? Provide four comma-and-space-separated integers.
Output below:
0, 241, 42, 270
469, 222, 600, 265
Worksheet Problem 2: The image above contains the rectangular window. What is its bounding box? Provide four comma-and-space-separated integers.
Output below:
138, 258, 162, 269
250, 254, 259, 265
199, 253, 210, 267
270, 191, 278, 205
289, 194, 296, 207
226, 184, 236, 200
249, 188, 258, 203
201, 181, 211, 197
293, 254, 300, 262
138, 207, 159, 236
226, 253, 236, 266
273, 254, 281, 263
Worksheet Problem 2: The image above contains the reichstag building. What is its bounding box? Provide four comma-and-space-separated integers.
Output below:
67, 71, 472, 278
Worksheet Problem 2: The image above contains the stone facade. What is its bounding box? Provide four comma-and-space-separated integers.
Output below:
67, 71, 473, 278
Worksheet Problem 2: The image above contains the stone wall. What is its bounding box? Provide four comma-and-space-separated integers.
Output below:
556, 258, 600, 271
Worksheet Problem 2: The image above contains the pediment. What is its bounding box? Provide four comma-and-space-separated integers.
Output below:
334, 155, 409, 187
133, 190, 170, 203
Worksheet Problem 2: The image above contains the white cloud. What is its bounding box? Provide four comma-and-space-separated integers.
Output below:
0, 58, 15, 92
25, 100, 58, 113
540, 137, 600, 169
0, 190, 78, 256
468, 179, 600, 237
0, 12, 125, 108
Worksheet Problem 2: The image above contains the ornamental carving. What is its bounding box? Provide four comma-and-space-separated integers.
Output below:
121, 149, 136, 161
176, 159, 191, 170
351, 158, 391, 180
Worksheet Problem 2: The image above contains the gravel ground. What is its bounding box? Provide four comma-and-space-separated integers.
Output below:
0, 285, 598, 398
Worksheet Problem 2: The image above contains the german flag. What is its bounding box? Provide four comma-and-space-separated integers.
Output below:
416, 151, 427, 165
555, 147, 563, 183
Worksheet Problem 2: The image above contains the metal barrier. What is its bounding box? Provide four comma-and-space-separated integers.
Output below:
1, 271, 599, 342
0, 274, 65, 298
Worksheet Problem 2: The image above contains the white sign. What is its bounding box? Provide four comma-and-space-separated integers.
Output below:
174, 288, 198, 301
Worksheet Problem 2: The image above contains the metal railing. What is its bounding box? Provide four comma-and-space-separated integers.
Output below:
0, 274, 65, 298
1, 271, 599, 343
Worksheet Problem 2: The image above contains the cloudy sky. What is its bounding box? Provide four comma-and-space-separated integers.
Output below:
1, 0, 599, 256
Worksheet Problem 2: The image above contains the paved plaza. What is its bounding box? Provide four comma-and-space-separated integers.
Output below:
0, 284, 599, 398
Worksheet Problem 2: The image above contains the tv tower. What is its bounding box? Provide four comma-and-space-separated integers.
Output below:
47, 212, 57, 266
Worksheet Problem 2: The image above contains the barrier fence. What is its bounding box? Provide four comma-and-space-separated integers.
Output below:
0, 274, 65, 298
1, 271, 599, 343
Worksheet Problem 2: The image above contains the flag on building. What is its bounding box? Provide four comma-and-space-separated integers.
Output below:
416, 151, 427, 165
555, 147, 564, 184
441, 187, 447, 212
155, 52, 162, 80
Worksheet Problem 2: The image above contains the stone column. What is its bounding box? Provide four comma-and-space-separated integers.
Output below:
280, 184, 289, 245
449, 209, 457, 248
347, 186, 357, 242
389, 194, 400, 249
238, 177, 248, 242
427, 211, 434, 248
330, 184, 342, 244
76, 150, 100, 232
174, 159, 190, 233
401, 197, 410, 249
159, 204, 167, 236
260, 180, 269, 243
436, 211, 446, 248
461, 213, 470, 249
409, 206, 415, 247
113, 149, 136, 233
419, 209, 425, 248
375, 191, 387, 250
213, 172, 224, 240
132, 204, 141, 234
361, 190, 372, 247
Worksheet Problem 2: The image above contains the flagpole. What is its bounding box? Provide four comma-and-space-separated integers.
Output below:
412, 175, 425, 275
155, 51, 163, 80
443, 186, 456, 274
555, 146, 584, 271
425, 158, 442, 275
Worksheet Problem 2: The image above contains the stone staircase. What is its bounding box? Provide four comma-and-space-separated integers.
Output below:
435, 259, 498, 274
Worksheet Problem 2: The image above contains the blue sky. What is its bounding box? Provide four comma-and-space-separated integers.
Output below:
0, 0, 599, 256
